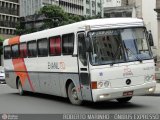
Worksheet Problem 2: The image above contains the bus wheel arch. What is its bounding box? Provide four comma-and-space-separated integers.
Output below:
16, 76, 24, 96
16, 76, 20, 89
65, 79, 73, 97
66, 79, 82, 105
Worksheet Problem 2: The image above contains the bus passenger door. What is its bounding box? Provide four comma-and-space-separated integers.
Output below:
77, 32, 93, 101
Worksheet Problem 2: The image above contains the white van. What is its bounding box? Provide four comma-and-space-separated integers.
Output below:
0, 66, 5, 84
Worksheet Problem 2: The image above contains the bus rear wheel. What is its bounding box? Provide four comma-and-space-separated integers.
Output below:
18, 80, 24, 96
68, 82, 82, 105
116, 97, 132, 103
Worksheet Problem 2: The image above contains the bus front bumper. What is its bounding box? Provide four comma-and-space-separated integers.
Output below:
92, 81, 156, 102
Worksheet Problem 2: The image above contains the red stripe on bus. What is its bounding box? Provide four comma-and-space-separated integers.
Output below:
8, 36, 20, 45
21, 58, 35, 92
9, 36, 35, 92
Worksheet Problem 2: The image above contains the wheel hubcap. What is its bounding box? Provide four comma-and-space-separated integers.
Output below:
71, 87, 78, 100
18, 83, 22, 94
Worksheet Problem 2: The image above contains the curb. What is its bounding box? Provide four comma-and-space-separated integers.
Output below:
144, 93, 160, 96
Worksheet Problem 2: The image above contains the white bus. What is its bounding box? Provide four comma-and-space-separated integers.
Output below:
3, 18, 156, 105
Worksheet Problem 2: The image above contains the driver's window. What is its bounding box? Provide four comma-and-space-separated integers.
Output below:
78, 33, 87, 66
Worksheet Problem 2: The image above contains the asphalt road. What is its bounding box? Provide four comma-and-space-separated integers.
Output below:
0, 84, 160, 114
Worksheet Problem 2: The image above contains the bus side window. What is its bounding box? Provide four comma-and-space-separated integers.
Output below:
49, 36, 61, 56
62, 33, 74, 55
4, 46, 11, 59
27, 41, 37, 58
78, 33, 87, 66
37, 38, 48, 57
20, 42, 27, 58
50, 37, 56, 55
11, 44, 19, 59
56, 37, 61, 55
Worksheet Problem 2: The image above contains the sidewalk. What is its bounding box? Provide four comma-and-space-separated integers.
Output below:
155, 81, 160, 94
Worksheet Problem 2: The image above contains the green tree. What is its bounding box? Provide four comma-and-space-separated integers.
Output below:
0, 36, 4, 42
39, 5, 85, 28
15, 22, 25, 35
39, 5, 69, 28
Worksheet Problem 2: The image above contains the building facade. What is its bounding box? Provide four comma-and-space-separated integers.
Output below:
103, 0, 158, 58
142, 0, 157, 57
0, 0, 19, 38
59, 0, 84, 16
20, 0, 103, 17
103, 0, 128, 7
103, 0, 142, 18
155, 0, 160, 57
84, 0, 103, 17
103, 0, 134, 18
20, 0, 59, 17
20, 0, 84, 16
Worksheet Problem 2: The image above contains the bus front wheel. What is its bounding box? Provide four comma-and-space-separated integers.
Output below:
116, 97, 132, 103
18, 80, 24, 96
68, 82, 82, 105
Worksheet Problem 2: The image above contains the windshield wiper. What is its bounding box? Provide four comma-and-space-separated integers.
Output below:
125, 48, 142, 62
111, 44, 122, 65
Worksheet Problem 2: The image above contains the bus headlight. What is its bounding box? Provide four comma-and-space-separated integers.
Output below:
144, 75, 155, 82
97, 81, 110, 89
104, 81, 110, 88
98, 82, 103, 89
148, 87, 155, 92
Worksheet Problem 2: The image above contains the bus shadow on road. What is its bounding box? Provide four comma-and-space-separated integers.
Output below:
12, 92, 71, 104
144, 93, 160, 97
11, 92, 148, 110
82, 101, 147, 110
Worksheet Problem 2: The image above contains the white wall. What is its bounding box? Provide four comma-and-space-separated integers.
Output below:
142, 0, 158, 56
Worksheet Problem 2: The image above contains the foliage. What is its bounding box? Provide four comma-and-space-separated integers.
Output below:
0, 36, 4, 42
15, 23, 26, 35
39, 5, 85, 28
39, 5, 67, 28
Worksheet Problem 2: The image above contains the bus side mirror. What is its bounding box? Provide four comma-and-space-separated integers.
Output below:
85, 37, 92, 52
147, 31, 154, 46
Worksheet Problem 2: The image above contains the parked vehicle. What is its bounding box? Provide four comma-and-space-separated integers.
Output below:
0, 66, 5, 84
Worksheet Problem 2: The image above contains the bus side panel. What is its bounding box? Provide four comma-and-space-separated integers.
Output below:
22, 72, 40, 92
23, 58, 38, 92
5, 71, 17, 89
35, 56, 82, 98
38, 72, 61, 96
4, 60, 17, 89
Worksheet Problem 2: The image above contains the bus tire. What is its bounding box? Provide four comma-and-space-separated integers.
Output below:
68, 82, 82, 105
116, 97, 132, 103
18, 80, 24, 96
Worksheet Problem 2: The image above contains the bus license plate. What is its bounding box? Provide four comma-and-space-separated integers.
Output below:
123, 91, 133, 96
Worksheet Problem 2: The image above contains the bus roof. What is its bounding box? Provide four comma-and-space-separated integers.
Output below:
3, 18, 144, 46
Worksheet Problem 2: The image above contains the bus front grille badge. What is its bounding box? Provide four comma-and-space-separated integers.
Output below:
126, 79, 131, 85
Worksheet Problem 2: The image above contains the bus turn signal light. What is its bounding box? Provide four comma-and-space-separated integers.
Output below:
91, 82, 97, 89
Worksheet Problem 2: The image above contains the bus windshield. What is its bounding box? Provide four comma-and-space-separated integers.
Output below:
89, 28, 152, 65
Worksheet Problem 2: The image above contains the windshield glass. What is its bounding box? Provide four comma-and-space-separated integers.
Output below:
121, 28, 151, 61
89, 28, 152, 65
